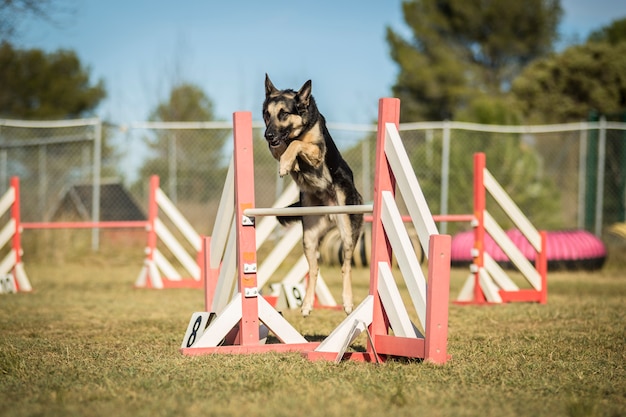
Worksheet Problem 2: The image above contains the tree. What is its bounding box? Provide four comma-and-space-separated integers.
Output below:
510, 18, 626, 231
0, 0, 73, 42
136, 83, 229, 203
511, 18, 626, 229
588, 17, 626, 45
386, 0, 562, 122
0, 42, 105, 119
384, 0, 566, 233
511, 30, 626, 123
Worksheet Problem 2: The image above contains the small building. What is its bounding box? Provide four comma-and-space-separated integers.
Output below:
49, 180, 147, 247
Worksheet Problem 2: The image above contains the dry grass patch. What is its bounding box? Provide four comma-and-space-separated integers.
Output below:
0, 260, 624, 417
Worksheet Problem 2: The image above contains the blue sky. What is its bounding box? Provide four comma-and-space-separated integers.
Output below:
15, 0, 626, 125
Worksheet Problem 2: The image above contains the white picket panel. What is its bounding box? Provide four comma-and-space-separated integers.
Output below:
483, 168, 542, 251
384, 122, 439, 255
484, 211, 542, 290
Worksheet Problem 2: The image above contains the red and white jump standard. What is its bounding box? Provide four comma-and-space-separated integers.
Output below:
181, 98, 452, 363
305, 98, 451, 363
0, 175, 202, 291
455, 153, 548, 305
0, 177, 31, 293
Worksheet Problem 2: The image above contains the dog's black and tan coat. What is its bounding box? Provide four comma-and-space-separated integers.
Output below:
262, 74, 363, 316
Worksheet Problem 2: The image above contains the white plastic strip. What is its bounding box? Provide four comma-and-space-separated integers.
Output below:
479, 268, 503, 303
0, 249, 16, 276
280, 256, 338, 307
255, 181, 299, 248
378, 262, 418, 338
14, 262, 32, 292
0, 219, 15, 249
484, 211, 542, 290
381, 191, 427, 328
148, 259, 164, 289
153, 248, 182, 280
195, 295, 243, 348
315, 295, 374, 353
456, 274, 475, 302
156, 188, 201, 251
154, 219, 200, 279
0, 187, 15, 217
210, 158, 235, 269
134, 263, 148, 287
212, 221, 237, 313
258, 295, 308, 344
280, 255, 309, 285
483, 168, 541, 251
483, 253, 519, 291
255, 217, 279, 250
256, 225, 302, 288
384, 122, 439, 256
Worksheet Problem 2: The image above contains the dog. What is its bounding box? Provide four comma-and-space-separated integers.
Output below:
262, 74, 364, 316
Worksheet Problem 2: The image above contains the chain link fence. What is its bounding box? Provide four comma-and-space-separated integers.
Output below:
0, 118, 101, 222
1, 116, 625, 262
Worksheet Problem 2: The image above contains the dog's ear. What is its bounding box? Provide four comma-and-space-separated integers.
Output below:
296, 80, 312, 108
265, 74, 278, 97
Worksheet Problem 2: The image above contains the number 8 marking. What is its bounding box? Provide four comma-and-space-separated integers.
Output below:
181, 312, 210, 349
186, 315, 203, 347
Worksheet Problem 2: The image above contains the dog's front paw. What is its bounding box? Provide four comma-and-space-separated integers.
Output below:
343, 304, 353, 315
301, 302, 313, 317
279, 158, 293, 177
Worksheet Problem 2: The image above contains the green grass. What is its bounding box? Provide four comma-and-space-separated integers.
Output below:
1, 256, 624, 417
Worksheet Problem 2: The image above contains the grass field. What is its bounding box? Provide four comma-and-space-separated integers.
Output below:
1, 254, 624, 417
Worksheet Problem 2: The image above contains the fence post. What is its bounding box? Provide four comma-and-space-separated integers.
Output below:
577, 126, 588, 230
10, 177, 22, 290
362, 138, 371, 202
92, 119, 102, 251
594, 116, 606, 236
168, 133, 178, 204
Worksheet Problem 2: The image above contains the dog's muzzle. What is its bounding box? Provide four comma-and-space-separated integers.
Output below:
264, 130, 282, 148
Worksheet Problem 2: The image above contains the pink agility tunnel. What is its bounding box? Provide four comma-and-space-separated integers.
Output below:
451, 229, 607, 271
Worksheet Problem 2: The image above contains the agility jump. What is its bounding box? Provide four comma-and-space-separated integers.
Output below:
134, 175, 203, 289
0, 175, 203, 291
0, 177, 31, 294
455, 152, 548, 304
355, 150, 548, 305
252, 181, 341, 310
180, 98, 451, 363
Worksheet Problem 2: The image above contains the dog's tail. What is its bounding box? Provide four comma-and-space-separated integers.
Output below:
277, 200, 302, 226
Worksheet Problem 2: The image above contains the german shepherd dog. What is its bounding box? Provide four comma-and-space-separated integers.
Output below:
262, 74, 364, 316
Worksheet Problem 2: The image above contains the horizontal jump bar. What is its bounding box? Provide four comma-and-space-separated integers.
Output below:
364, 214, 474, 223
21, 221, 148, 230
244, 204, 475, 223
243, 204, 374, 217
